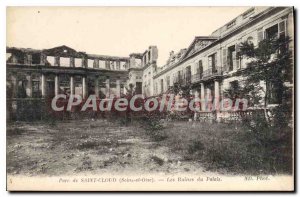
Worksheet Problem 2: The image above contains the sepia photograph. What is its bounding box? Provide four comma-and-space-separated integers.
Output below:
5, 5, 294, 191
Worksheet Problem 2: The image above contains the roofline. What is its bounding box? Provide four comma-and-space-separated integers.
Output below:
7, 46, 130, 61
129, 53, 143, 59
87, 54, 129, 61
194, 36, 219, 40
210, 7, 256, 36
6, 47, 42, 53
153, 6, 287, 79
181, 36, 219, 59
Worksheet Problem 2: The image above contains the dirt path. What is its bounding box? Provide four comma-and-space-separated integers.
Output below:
7, 119, 208, 176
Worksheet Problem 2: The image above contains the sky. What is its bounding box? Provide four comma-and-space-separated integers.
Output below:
7, 7, 250, 66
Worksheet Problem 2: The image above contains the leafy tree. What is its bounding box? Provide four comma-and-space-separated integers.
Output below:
231, 36, 292, 124
223, 37, 293, 174
125, 83, 135, 97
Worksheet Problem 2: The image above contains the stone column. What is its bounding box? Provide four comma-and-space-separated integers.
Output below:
94, 59, 99, 69
200, 83, 205, 111
82, 76, 87, 98
130, 56, 135, 68
40, 53, 46, 65
111, 61, 115, 70
82, 57, 87, 68
41, 73, 46, 97
25, 54, 32, 65
94, 77, 99, 97
26, 74, 32, 97
105, 78, 110, 98
194, 90, 200, 121
11, 75, 18, 98
116, 61, 120, 70
116, 79, 121, 98
70, 76, 75, 95
55, 75, 59, 96
200, 83, 205, 100
214, 80, 220, 110
11, 55, 17, 63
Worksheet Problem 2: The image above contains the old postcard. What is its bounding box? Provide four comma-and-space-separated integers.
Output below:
6, 6, 294, 191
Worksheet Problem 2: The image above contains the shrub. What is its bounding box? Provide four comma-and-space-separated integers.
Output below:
240, 110, 293, 174
142, 114, 168, 141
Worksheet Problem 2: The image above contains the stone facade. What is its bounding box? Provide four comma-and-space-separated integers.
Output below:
152, 7, 294, 107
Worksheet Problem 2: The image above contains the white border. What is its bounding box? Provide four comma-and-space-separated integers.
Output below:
1, 0, 298, 196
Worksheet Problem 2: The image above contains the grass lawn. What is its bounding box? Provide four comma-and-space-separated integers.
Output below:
6, 119, 292, 176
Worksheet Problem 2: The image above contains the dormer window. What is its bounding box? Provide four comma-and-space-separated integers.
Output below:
227, 20, 236, 29
63, 49, 68, 53
243, 8, 255, 19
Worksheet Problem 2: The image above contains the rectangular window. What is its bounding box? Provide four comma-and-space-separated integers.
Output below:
198, 60, 203, 78
166, 76, 170, 88
180, 70, 184, 82
185, 66, 191, 83
228, 46, 236, 71
160, 79, 164, 93
46, 56, 55, 66
136, 82, 142, 94
176, 71, 181, 83
75, 58, 82, 68
32, 81, 40, 98
264, 20, 287, 40
208, 56, 212, 68
148, 51, 151, 61
87, 59, 94, 68
267, 81, 280, 104
32, 53, 41, 64
60, 57, 70, 67
196, 62, 200, 74
208, 53, 217, 72
278, 20, 286, 38
265, 24, 278, 39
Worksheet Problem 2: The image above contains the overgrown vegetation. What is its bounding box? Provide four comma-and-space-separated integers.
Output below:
142, 36, 293, 174
141, 113, 168, 141
148, 121, 292, 174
